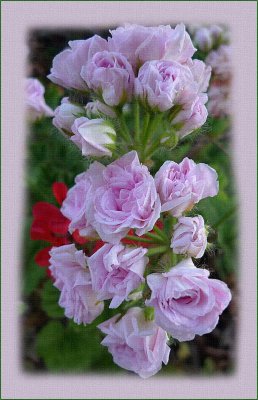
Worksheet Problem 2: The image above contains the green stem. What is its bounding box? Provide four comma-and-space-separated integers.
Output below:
142, 113, 163, 149
118, 113, 132, 144
153, 225, 168, 241
144, 232, 166, 243
147, 245, 168, 257
125, 235, 155, 244
134, 100, 140, 144
142, 112, 151, 144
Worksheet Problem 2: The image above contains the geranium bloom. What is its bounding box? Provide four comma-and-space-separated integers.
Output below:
155, 157, 219, 217
171, 215, 207, 258
98, 307, 170, 378
49, 244, 104, 324
81, 51, 135, 106
71, 117, 116, 157
108, 23, 195, 70
25, 78, 53, 121
146, 258, 231, 341
87, 243, 148, 308
48, 35, 108, 90
90, 151, 161, 243
61, 162, 105, 237
53, 97, 85, 133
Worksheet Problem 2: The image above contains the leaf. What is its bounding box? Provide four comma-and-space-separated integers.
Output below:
36, 320, 103, 371
41, 280, 64, 318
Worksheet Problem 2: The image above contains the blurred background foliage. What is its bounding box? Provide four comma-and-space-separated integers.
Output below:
22, 27, 237, 376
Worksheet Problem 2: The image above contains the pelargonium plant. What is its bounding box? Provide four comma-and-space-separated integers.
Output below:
28, 23, 231, 378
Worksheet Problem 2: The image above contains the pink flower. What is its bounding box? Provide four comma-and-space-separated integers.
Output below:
207, 82, 231, 117
71, 117, 116, 157
25, 78, 53, 121
91, 151, 161, 243
146, 258, 231, 341
155, 157, 219, 217
108, 23, 195, 70
49, 244, 104, 324
98, 308, 170, 378
135, 58, 210, 113
194, 25, 223, 51
172, 97, 208, 138
187, 59, 211, 93
80, 51, 135, 106
61, 162, 105, 237
135, 60, 198, 112
171, 215, 207, 258
48, 36, 108, 90
87, 243, 148, 308
53, 97, 85, 133
206, 45, 232, 81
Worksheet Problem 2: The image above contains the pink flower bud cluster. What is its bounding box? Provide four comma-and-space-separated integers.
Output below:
206, 45, 232, 118
47, 23, 212, 154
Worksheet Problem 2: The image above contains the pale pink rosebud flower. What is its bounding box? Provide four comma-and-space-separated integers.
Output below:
90, 151, 161, 244
49, 244, 104, 325
171, 215, 207, 258
48, 35, 108, 90
135, 60, 198, 112
172, 96, 208, 138
25, 78, 53, 121
207, 82, 231, 117
71, 117, 116, 157
80, 51, 135, 106
61, 162, 105, 237
98, 307, 170, 378
155, 157, 219, 217
146, 258, 231, 341
87, 243, 148, 308
206, 45, 232, 81
108, 23, 195, 70
53, 97, 85, 133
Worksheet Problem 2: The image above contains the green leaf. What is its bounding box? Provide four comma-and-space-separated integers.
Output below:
36, 321, 103, 371
41, 280, 64, 318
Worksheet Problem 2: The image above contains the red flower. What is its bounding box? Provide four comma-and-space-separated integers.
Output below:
31, 202, 70, 246
35, 246, 52, 267
31, 182, 87, 275
52, 182, 68, 205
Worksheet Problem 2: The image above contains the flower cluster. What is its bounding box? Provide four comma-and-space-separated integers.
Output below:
30, 23, 232, 378
192, 25, 232, 118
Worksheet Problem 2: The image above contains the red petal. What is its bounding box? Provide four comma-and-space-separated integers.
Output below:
32, 202, 62, 220
52, 182, 68, 205
35, 246, 52, 267
92, 240, 105, 253
72, 230, 88, 244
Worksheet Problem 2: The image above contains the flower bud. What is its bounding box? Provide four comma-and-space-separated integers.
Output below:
171, 215, 207, 258
85, 100, 116, 119
25, 78, 53, 121
71, 117, 116, 157
53, 97, 85, 134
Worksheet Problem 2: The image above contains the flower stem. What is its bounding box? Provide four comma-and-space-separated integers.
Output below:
153, 225, 168, 241
134, 100, 140, 144
147, 245, 168, 257
144, 231, 166, 243
125, 235, 155, 244
118, 112, 132, 144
